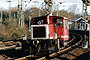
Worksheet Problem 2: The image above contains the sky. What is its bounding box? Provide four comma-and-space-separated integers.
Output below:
0, 0, 90, 14
0, 0, 82, 9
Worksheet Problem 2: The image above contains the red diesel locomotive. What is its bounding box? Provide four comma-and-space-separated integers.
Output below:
30, 16, 69, 52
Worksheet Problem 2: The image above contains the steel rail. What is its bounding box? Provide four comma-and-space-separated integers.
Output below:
14, 35, 75, 60
36, 33, 83, 60
67, 35, 75, 45
15, 55, 37, 60
0, 45, 16, 50
12, 33, 83, 60
0, 41, 22, 50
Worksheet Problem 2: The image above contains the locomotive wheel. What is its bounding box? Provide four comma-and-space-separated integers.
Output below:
29, 47, 33, 54
37, 44, 41, 53
64, 42, 67, 46
59, 40, 68, 47
63, 41, 68, 47
29, 45, 36, 54
59, 40, 63, 47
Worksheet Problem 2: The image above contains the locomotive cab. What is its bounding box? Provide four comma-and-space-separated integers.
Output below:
31, 16, 69, 40
30, 16, 69, 52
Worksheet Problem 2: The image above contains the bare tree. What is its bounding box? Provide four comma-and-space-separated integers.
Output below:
67, 4, 77, 14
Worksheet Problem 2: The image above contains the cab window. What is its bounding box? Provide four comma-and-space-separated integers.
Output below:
56, 19, 63, 27
52, 18, 57, 23
52, 18, 63, 27
31, 17, 47, 25
37, 20, 44, 24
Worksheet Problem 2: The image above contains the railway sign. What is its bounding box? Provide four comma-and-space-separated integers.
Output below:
82, 0, 90, 3
86, 3, 90, 6
48, 0, 53, 7
44, 0, 53, 7
44, 0, 48, 4
82, 0, 90, 6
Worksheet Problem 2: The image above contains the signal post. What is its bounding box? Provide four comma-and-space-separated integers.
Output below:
44, 0, 53, 16
82, 0, 90, 48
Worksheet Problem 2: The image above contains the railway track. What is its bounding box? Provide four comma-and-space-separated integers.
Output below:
36, 33, 83, 60
14, 32, 83, 60
0, 41, 22, 51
